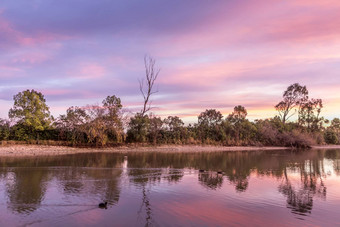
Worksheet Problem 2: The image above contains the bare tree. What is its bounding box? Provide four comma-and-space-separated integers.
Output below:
139, 55, 160, 116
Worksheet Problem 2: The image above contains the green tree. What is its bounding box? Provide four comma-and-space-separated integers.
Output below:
102, 95, 124, 143
148, 115, 163, 144
8, 89, 52, 140
164, 116, 184, 131
127, 113, 150, 143
83, 105, 108, 146
197, 109, 224, 142
164, 116, 187, 143
103, 95, 123, 119
227, 105, 247, 124
324, 130, 338, 144
57, 106, 89, 144
61, 106, 89, 128
57, 95, 124, 146
298, 98, 323, 131
0, 118, 10, 140
330, 118, 340, 134
198, 109, 223, 127
227, 105, 248, 144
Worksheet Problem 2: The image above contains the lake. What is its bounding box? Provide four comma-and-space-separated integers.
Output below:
0, 149, 339, 226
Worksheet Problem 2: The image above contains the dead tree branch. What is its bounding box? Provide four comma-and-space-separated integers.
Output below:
139, 55, 160, 116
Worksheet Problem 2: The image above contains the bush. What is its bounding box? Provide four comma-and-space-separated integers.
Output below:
257, 121, 280, 146
324, 130, 338, 144
279, 130, 315, 148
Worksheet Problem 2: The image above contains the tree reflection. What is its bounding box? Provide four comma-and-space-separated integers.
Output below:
279, 183, 314, 214
128, 168, 161, 226
325, 149, 340, 176
6, 168, 49, 214
123, 149, 334, 216
54, 168, 122, 206
278, 158, 326, 215
334, 159, 340, 176
126, 155, 186, 226
137, 185, 152, 227
1, 153, 124, 214
232, 178, 249, 192
198, 172, 223, 190
163, 169, 184, 183
58, 168, 84, 194
226, 169, 249, 192
0, 149, 339, 219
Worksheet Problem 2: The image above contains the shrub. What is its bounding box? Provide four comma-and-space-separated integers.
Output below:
257, 121, 280, 146
324, 130, 338, 144
279, 130, 315, 148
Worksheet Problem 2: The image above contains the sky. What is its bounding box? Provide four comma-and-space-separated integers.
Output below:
0, 0, 340, 123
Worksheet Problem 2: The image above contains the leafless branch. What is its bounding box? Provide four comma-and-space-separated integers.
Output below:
139, 55, 160, 116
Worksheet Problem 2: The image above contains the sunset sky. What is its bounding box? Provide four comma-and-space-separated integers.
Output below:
0, 0, 339, 123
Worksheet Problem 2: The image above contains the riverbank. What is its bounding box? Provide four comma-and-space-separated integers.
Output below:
0, 144, 339, 157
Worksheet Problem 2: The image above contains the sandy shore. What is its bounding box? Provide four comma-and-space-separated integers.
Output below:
0, 144, 339, 157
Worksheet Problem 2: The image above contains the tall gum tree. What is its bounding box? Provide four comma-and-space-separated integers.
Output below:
275, 83, 308, 124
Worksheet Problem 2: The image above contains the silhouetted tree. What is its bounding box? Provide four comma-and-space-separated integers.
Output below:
330, 118, 340, 134
324, 130, 338, 144
227, 105, 250, 144
197, 109, 224, 142
198, 109, 223, 127
228, 105, 247, 123
298, 98, 323, 131
275, 83, 308, 124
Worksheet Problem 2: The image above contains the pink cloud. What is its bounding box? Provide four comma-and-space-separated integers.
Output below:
1, 1, 340, 122
0, 11, 72, 49
149, 0, 340, 60
0, 15, 35, 45
67, 62, 107, 80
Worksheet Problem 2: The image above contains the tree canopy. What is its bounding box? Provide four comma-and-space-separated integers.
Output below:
275, 83, 308, 124
9, 89, 52, 134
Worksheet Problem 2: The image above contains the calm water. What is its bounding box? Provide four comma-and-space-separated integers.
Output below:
0, 149, 339, 227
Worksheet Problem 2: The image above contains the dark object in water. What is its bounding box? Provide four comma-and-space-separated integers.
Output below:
199, 169, 205, 173
99, 202, 108, 209
217, 171, 223, 174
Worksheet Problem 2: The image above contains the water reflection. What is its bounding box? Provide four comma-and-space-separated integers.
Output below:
278, 159, 327, 215
198, 172, 223, 190
6, 168, 48, 214
54, 168, 122, 206
0, 149, 339, 226
127, 168, 160, 226
163, 169, 184, 183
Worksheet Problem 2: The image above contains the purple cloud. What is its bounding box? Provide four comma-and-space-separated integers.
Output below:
0, 0, 340, 122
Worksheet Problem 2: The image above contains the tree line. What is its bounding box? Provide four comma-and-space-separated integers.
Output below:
0, 83, 338, 148
0, 57, 339, 148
